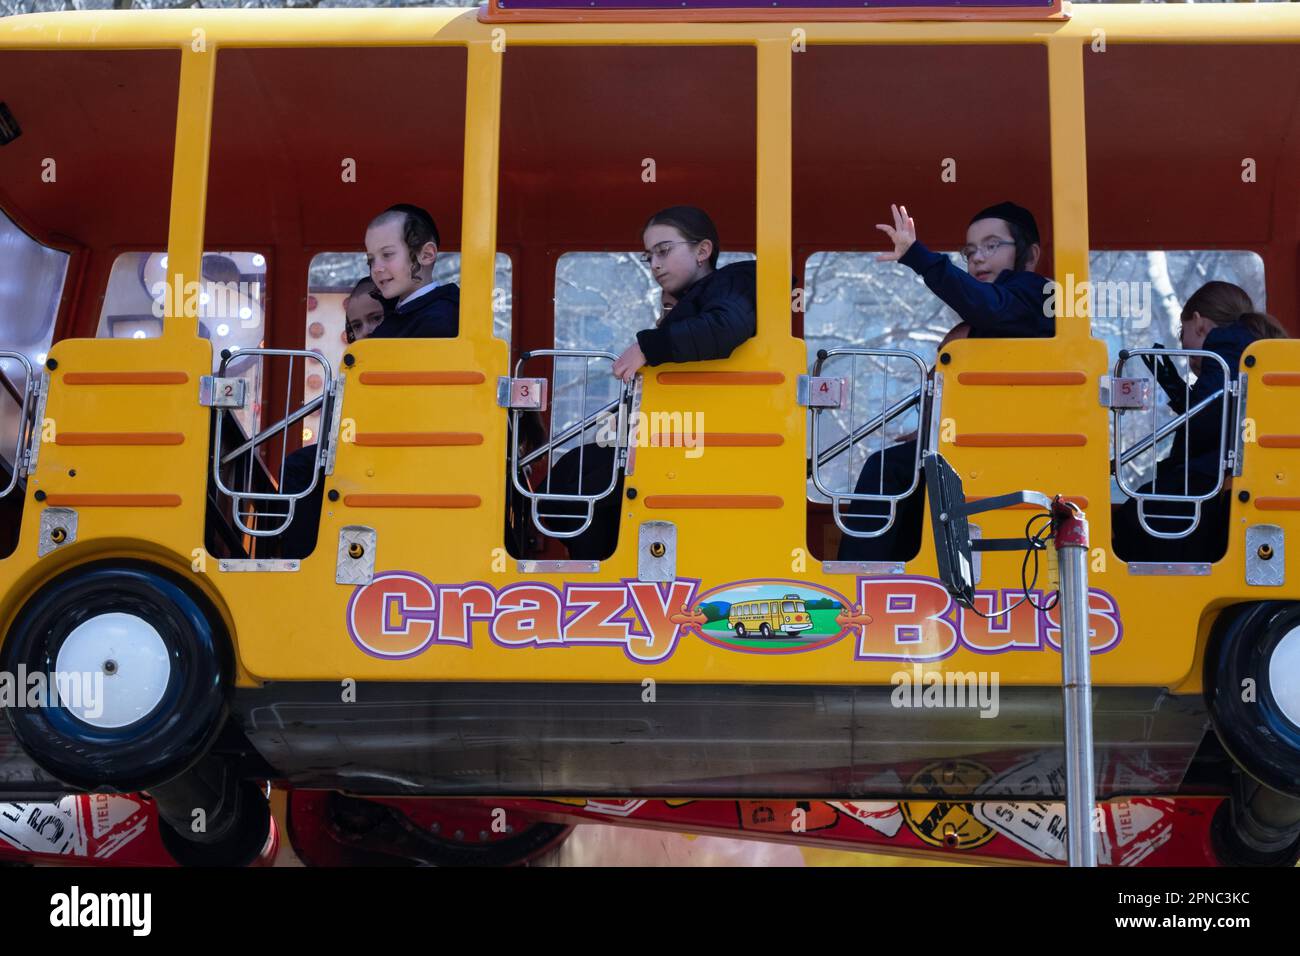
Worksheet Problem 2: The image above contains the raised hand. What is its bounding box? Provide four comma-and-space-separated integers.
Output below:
875, 203, 917, 262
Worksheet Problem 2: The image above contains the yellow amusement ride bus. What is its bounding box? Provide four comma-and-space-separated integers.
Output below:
1, 0, 1300, 866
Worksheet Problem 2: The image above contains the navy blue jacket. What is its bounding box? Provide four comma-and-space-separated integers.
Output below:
370, 283, 460, 339
1158, 322, 1256, 488
899, 241, 1052, 338
636, 261, 756, 366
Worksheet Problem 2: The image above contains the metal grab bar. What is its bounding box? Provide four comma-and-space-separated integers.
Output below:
0, 352, 36, 500
817, 385, 922, 469
221, 394, 323, 467
507, 349, 630, 541
1111, 347, 1236, 540
518, 396, 620, 470
808, 347, 929, 540
211, 348, 335, 538
1116, 387, 1225, 469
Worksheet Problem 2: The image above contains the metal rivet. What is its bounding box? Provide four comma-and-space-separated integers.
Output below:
103, 659, 118, 675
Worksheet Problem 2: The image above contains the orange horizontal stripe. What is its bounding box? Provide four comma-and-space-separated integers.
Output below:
56, 432, 184, 446
655, 371, 784, 386
61, 372, 189, 385
957, 371, 1087, 386
643, 495, 783, 509
353, 432, 483, 447
1255, 498, 1300, 511
343, 494, 481, 509
1258, 435, 1300, 449
43, 494, 181, 507
357, 371, 485, 386
954, 433, 1087, 448
967, 494, 1089, 511
649, 433, 783, 447
1261, 373, 1300, 387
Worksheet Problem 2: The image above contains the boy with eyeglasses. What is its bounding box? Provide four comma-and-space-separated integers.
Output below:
878, 200, 1051, 339
837, 201, 1051, 562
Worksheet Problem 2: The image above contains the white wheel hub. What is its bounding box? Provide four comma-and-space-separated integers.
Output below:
1268, 625, 1300, 730
54, 612, 171, 729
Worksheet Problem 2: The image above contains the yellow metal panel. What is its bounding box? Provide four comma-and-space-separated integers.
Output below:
755, 39, 792, 347
3, 14, 1300, 700
1046, 37, 1089, 343
164, 47, 217, 339
3, 7, 1300, 51
459, 41, 503, 323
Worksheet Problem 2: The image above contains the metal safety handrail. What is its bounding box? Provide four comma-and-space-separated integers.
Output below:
212, 348, 336, 538
1111, 347, 1237, 541
816, 385, 922, 469
0, 352, 38, 500
507, 348, 631, 540
809, 347, 929, 540
1116, 386, 1225, 468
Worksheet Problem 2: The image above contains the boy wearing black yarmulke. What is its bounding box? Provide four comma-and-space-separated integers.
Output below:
881, 200, 1051, 339
838, 201, 1052, 562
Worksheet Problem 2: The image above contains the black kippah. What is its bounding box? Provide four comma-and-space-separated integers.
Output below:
969, 201, 1040, 246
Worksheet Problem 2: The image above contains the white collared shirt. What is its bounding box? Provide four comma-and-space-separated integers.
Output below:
397, 282, 438, 310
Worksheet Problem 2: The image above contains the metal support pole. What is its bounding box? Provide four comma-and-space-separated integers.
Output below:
1054, 498, 1097, 867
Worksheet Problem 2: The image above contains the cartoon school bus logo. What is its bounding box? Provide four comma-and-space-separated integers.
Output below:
686, 579, 855, 654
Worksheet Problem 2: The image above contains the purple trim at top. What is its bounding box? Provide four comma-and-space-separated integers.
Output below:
501, 0, 1053, 8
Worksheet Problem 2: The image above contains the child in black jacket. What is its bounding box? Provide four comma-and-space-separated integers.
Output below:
552, 206, 757, 559
838, 201, 1051, 562
279, 204, 459, 559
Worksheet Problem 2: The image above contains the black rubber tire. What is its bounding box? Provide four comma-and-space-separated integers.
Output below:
324, 793, 572, 867
158, 781, 272, 867
410, 821, 573, 867
735, 623, 746, 637
759, 623, 773, 638
1204, 602, 1300, 798
0, 560, 232, 792
1209, 799, 1300, 868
